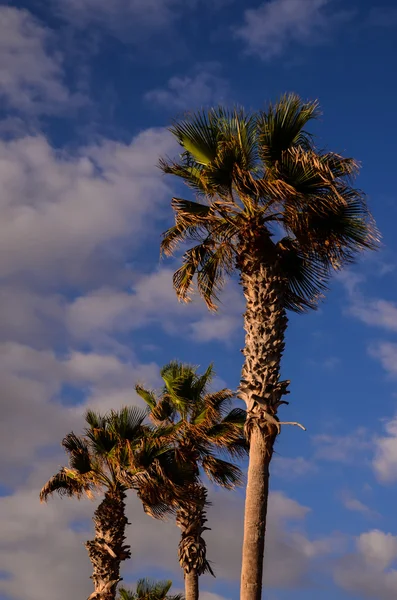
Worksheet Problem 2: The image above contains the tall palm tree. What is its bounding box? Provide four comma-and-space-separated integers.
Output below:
40, 407, 189, 600
118, 579, 183, 600
136, 362, 247, 600
158, 94, 379, 600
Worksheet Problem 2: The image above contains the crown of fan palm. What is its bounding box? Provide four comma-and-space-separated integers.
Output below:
160, 93, 379, 311
135, 361, 248, 489
118, 579, 183, 600
40, 406, 189, 518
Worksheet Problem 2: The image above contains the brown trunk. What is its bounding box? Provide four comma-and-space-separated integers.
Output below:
240, 426, 273, 600
184, 570, 199, 600
238, 232, 289, 600
85, 488, 131, 600
176, 485, 213, 600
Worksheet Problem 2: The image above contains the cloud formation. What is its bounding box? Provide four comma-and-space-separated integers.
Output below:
0, 129, 173, 285
234, 0, 350, 60
145, 64, 230, 110
0, 7, 83, 114
334, 529, 397, 600
373, 416, 397, 483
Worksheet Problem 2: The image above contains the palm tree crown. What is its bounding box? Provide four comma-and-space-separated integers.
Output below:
160, 93, 378, 311
40, 406, 184, 517
40, 407, 194, 600
136, 361, 247, 488
119, 579, 183, 600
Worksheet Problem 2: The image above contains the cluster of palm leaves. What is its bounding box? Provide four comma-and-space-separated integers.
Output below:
40, 94, 378, 600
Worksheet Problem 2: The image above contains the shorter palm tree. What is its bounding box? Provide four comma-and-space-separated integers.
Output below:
40, 407, 188, 600
136, 362, 248, 600
119, 579, 183, 600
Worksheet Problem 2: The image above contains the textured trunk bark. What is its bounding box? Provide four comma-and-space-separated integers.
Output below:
184, 570, 199, 600
85, 489, 131, 600
176, 485, 212, 600
238, 244, 289, 600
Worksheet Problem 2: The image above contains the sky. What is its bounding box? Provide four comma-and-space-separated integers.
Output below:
0, 0, 397, 599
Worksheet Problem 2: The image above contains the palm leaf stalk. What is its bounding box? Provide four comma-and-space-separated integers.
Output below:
40, 407, 190, 600
159, 94, 379, 600
136, 362, 248, 600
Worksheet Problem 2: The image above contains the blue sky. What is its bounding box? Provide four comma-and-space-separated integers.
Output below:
1, 0, 397, 599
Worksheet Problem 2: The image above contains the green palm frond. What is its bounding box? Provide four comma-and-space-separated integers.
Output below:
85, 424, 117, 458
85, 409, 107, 431
202, 389, 234, 418
258, 93, 319, 165
119, 578, 183, 600
159, 159, 211, 196
62, 432, 92, 474
160, 362, 198, 417
220, 407, 246, 426
201, 455, 243, 489
107, 406, 148, 441
161, 198, 212, 257
170, 110, 219, 165
135, 385, 158, 410
277, 237, 329, 312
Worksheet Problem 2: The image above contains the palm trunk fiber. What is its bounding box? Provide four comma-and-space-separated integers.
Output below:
85, 489, 131, 600
176, 485, 212, 600
238, 252, 288, 600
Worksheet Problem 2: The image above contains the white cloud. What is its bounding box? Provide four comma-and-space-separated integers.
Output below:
340, 492, 378, 518
373, 416, 397, 483
313, 428, 371, 464
53, 0, 227, 40
0, 7, 83, 114
66, 270, 244, 344
334, 529, 397, 600
0, 339, 162, 484
369, 342, 397, 377
337, 267, 397, 333
350, 300, 397, 332
234, 0, 349, 60
0, 129, 174, 285
273, 456, 317, 478
145, 65, 230, 110
358, 530, 397, 570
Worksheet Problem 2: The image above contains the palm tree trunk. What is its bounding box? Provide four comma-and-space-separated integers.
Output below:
176, 485, 213, 600
85, 488, 131, 600
184, 571, 199, 600
238, 255, 289, 600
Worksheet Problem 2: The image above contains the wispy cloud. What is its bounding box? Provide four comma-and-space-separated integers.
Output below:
234, 0, 352, 60
144, 64, 230, 110
337, 267, 397, 333
373, 416, 397, 483
369, 342, 397, 378
312, 428, 371, 464
340, 491, 379, 518
273, 456, 317, 478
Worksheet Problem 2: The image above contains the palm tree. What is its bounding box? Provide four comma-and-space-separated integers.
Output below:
136, 361, 247, 600
118, 579, 183, 600
40, 407, 189, 600
159, 94, 379, 600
